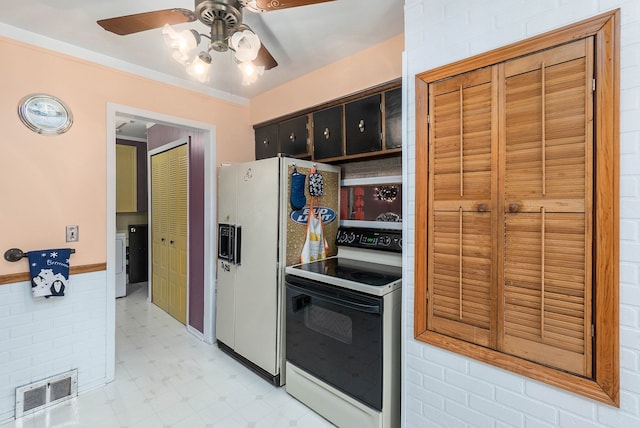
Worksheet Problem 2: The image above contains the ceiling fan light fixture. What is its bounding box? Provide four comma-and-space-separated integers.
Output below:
230, 29, 261, 62
242, 0, 266, 13
238, 60, 264, 85
163, 24, 201, 64
186, 51, 212, 82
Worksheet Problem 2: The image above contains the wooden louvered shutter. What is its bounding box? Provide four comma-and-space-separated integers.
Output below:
500, 39, 593, 376
427, 67, 497, 347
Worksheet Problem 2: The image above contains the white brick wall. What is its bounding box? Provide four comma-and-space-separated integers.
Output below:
0, 271, 109, 423
403, 0, 640, 426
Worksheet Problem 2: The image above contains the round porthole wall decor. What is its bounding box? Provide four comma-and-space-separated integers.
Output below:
17, 94, 73, 135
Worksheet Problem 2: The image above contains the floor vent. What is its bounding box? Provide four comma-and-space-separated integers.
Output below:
15, 370, 78, 418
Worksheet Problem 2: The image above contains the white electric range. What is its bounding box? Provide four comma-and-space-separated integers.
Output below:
284, 227, 402, 428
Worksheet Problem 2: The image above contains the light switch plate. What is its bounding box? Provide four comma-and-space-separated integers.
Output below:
66, 225, 79, 242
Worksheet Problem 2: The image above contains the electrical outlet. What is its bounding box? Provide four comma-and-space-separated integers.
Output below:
66, 225, 79, 242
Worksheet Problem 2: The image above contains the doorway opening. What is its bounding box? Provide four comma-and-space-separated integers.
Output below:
105, 103, 217, 384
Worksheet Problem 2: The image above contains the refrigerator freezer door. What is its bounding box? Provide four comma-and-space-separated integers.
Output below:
216, 165, 239, 346
234, 157, 281, 376
218, 164, 238, 224
216, 259, 236, 347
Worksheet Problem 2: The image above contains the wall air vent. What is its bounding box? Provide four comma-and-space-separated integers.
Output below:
15, 369, 78, 418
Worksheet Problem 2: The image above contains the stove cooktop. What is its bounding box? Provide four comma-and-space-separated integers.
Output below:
286, 256, 402, 296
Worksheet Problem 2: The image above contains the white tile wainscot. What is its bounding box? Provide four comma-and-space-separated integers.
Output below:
0, 270, 109, 424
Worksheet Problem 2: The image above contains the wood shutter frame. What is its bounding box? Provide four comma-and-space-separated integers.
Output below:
414, 10, 619, 406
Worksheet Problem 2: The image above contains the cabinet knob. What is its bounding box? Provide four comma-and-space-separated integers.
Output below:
263, 139, 269, 146
358, 119, 365, 133
170, 240, 174, 244
477, 203, 488, 212
161, 238, 165, 242
508, 203, 520, 213
323, 128, 330, 140
289, 132, 296, 142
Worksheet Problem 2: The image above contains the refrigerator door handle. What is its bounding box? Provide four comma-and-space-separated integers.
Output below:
235, 226, 242, 266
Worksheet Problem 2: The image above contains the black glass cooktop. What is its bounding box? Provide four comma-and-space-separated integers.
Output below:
291, 257, 401, 287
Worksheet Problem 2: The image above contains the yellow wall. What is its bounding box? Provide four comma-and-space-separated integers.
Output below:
0, 36, 254, 276
250, 34, 404, 124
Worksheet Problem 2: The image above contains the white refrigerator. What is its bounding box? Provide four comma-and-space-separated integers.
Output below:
216, 157, 340, 385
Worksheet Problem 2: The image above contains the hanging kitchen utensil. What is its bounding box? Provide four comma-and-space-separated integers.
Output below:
290, 165, 306, 210
308, 165, 324, 197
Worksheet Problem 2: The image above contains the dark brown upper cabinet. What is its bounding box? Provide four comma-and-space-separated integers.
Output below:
278, 116, 309, 157
254, 123, 278, 160
384, 87, 402, 149
253, 80, 401, 163
345, 94, 382, 155
313, 105, 343, 161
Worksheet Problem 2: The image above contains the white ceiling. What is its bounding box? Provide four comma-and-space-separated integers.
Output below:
0, 0, 404, 103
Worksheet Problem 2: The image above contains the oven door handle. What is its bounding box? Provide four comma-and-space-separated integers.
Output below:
286, 283, 382, 314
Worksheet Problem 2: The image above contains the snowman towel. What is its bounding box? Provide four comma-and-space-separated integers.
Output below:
27, 249, 71, 298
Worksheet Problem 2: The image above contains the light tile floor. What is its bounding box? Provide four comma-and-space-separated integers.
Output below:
1, 282, 334, 428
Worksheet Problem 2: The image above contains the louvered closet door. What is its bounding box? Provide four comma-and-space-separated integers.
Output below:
428, 67, 498, 347
151, 150, 169, 312
500, 39, 593, 376
151, 144, 188, 325
168, 144, 188, 324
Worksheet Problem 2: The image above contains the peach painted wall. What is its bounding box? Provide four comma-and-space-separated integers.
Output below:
250, 34, 404, 125
0, 36, 254, 276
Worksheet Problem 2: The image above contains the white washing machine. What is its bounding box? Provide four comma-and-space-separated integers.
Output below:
115, 232, 126, 298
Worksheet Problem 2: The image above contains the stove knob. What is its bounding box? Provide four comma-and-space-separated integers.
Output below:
337, 231, 347, 243
380, 236, 391, 246
347, 232, 356, 243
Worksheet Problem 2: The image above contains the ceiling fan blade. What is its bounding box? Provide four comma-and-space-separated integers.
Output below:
254, 44, 278, 70
97, 8, 196, 36
254, 0, 335, 12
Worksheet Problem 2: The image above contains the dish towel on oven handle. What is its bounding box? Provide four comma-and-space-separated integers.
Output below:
300, 200, 328, 263
27, 248, 71, 298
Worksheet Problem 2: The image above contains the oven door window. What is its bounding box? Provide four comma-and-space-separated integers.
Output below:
286, 276, 383, 410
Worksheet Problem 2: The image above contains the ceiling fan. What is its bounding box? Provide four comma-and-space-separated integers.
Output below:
97, 0, 336, 81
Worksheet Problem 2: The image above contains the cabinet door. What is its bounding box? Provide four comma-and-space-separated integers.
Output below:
313, 105, 343, 160
135, 143, 148, 212
116, 144, 137, 212
279, 116, 309, 157
255, 124, 278, 160
385, 87, 402, 149
345, 94, 381, 155
500, 39, 593, 376
428, 67, 497, 349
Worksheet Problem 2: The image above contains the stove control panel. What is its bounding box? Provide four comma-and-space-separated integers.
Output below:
336, 228, 402, 253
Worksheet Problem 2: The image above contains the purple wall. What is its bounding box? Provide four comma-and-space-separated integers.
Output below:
147, 125, 206, 333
